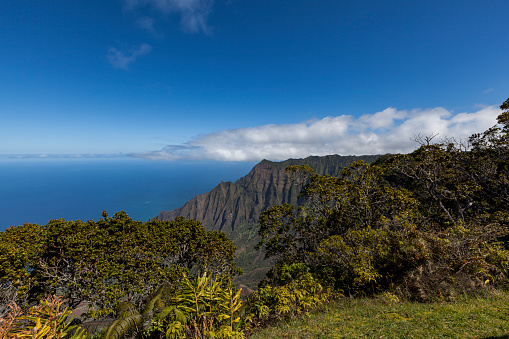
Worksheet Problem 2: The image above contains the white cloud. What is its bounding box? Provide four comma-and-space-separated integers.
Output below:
132, 106, 502, 161
107, 43, 152, 69
127, 0, 214, 34
136, 17, 160, 37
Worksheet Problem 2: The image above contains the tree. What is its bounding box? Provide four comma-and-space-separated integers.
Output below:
258, 162, 419, 266
0, 223, 45, 316
257, 98, 509, 298
0, 211, 240, 317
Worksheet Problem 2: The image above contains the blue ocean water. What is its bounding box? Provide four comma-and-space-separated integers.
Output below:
0, 158, 257, 231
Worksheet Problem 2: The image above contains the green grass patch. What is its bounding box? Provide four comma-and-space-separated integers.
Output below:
249, 291, 509, 338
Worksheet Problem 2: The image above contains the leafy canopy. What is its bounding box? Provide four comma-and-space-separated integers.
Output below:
0, 211, 240, 317
258, 97, 509, 299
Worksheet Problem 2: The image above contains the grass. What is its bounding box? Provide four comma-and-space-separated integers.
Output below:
248, 291, 509, 339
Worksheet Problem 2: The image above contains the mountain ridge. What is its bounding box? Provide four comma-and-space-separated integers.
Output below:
158, 155, 380, 232
157, 154, 381, 289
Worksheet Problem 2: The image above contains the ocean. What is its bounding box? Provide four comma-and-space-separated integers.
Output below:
0, 158, 257, 231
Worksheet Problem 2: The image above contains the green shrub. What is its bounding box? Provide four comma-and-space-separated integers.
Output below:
0, 213, 240, 318
1, 295, 86, 338
103, 272, 244, 339
243, 267, 335, 332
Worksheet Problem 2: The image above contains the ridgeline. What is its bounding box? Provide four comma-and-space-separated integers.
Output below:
157, 154, 380, 290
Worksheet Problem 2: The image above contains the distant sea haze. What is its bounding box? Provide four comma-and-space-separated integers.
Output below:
0, 158, 256, 231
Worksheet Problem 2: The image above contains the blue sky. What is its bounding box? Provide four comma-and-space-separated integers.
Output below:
1, 0, 508, 161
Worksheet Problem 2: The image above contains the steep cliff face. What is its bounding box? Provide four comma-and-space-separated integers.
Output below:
157, 154, 380, 289
158, 161, 299, 233
158, 155, 379, 234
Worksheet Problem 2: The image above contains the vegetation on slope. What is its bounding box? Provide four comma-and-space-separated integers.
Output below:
0, 212, 239, 318
1, 97, 508, 338
257, 97, 509, 301
158, 154, 380, 290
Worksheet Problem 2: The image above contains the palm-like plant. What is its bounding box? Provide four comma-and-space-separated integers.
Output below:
103, 273, 244, 339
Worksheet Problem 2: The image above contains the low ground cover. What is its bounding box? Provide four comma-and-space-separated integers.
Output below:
249, 291, 509, 339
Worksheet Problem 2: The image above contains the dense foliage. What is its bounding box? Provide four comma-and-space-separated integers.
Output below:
0, 212, 240, 318
101, 272, 245, 339
258, 98, 509, 300
1, 295, 86, 338
1, 97, 509, 338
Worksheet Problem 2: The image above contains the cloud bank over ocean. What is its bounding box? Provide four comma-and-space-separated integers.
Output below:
133, 105, 501, 161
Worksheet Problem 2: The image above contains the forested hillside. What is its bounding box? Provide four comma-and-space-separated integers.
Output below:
158, 155, 380, 232
158, 155, 380, 289
1, 98, 508, 339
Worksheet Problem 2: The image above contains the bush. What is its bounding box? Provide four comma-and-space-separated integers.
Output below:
0, 295, 86, 338
0, 213, 240, 318
103, 272, 245, 339
243, 265, 335, 332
